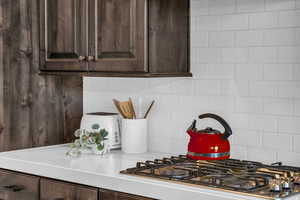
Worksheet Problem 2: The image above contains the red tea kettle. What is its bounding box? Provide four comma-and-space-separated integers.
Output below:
186, 113, 232, 160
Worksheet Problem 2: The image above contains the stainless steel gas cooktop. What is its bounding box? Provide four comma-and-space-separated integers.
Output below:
121, 156, 300, 199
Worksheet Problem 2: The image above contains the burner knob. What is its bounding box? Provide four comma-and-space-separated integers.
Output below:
270, 179, 283, 192
294, 173, 300, 184
282, 177, 293, 189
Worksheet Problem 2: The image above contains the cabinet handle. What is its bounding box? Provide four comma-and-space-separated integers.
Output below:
3, 185, 25, 192
78, 56, 86, 61
0, 124, 3, 134
87, 56, 95, 62
53, 198, 64, 200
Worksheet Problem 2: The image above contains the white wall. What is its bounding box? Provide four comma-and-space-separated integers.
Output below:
84, 0, 300, 166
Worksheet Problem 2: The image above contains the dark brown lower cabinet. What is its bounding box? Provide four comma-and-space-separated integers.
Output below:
0, 169, 154, 200
99, 189, 154, 200
40, 179, 98, 200
0, 170, 39, 200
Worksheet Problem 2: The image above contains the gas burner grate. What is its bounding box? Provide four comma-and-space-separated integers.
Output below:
121, 157, 300, 199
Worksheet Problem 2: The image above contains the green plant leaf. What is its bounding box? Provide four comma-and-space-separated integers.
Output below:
92, 124, 100, 130
100, 129, 108, 138
97, 143, 104, 151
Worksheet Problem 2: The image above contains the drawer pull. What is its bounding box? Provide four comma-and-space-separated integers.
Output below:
4, 184, 25, 192
54, 198, 65, 200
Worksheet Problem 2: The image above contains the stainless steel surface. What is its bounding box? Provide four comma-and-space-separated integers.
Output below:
187, 151, 230, 158
121, 156, 300, 200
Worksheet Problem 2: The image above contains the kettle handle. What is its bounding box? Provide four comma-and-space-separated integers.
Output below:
198, 113, 232, 140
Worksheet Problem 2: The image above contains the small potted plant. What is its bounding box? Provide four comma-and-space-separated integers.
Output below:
67, 123, 109, 157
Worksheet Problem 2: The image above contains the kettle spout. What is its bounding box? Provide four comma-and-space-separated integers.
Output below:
187, 120, 197, 136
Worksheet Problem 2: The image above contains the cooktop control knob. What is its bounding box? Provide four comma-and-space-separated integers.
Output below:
270, 179, 283, 192
282, 172, 294, 189
282, 178, 293, 189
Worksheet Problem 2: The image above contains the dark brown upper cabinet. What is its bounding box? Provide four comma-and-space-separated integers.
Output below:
40, 0, 89, 71
39, 0, 191, 77
88, 0, 147, 73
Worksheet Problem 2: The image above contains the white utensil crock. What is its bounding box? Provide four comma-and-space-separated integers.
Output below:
121, 119, 148, 154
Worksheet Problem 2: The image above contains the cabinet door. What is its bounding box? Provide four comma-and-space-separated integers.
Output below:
148, 0, 190, 74
40, 178, 98, 200
99, 189, 155, 200
40, 0, 88, 71
0, 169, 39, 200
88, 0, 147, 72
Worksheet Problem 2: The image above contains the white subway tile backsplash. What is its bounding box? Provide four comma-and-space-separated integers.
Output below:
169, 79, 195, 96
278, 151, 300, 166
293, 64, 300, 80
208, 0, 236, 15
194, 64, 235, 80
248, 115, 278, 132
293, 135, 300, 153
265, 0, 296, 11
297, 0, 300, 8
190, 0, 209, 16
221, 14, 249, 30
235, 97, 263, 113
230, 145, 248, 159
263, 29, 295, 46
278, 117, 300, 134
197, 16, 222, 31
263, 98, 294, 115
237, 0, 265, 13
228, 113, 249, 129
279, 10, 300, 27
295, 28, 300, 45
233, 130, 261, 147
236, 64, 263, 80
262, 133, 293, 151
277, 82, 300, 98
236, 30, 264, 47
220, 80, 249, 96
83, 77, 110, 92
191, 31, 208, 47
295, 100, 300, 116
209, 31, 235, 47
247, 147, 277, 163
278, 47, 300, 63
84, 0, 300, 166
263, 64, 293, 81
195, 48, 222, 63
249, 81, 278, 97
248, 47, 277, 63
222, 48, 249, 63
249, 12, 278, 29
194, 80, 221, 96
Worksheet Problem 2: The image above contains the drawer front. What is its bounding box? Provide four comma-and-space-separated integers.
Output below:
40, 178, 98, 200
100, 189, 155, 200
0, 169, 39, 200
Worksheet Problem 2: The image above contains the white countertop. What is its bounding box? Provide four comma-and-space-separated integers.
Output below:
0, 144, 298, 200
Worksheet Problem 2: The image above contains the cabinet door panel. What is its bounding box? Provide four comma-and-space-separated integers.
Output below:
149, 0, 189, 74
40, 0, 88, 71
88, 0, 147, 72
99, 189, 155, 200
0, 169, 39, 200
40, 178, 98, 200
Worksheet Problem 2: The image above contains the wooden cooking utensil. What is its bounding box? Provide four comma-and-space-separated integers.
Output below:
128, 98, 136, 119
118, 101, 133, 119
113, 99, 126, 118
144, 100, 155, 119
